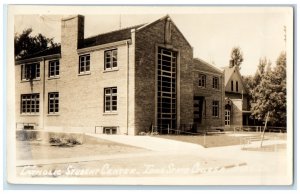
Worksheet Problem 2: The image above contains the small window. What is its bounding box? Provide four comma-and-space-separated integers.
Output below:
213, 77, 219, 89
104, 49, 118, 70
103, 127, 118, 134
79, 54, 90, 74
48, 92, 59, 114
231, 80, 234, 91
236, 81, 239, 92
198, 74, 206, 88
104, 87, 117, 112
49, 60, 60, 77
21, 93, 40, 114
21, 63, 40, 81
212, 101, 219, 117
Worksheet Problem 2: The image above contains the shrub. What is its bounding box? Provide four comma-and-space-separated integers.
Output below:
49, 134, 82, 147
138, 131, 159, 136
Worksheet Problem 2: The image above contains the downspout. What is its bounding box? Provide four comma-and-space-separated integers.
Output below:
42, 57, 46, 130
126, 40, 129, 135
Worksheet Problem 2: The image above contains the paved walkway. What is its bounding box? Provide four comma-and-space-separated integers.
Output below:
87, 134, 205, 152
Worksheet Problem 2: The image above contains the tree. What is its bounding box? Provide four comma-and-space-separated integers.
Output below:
14, 28, 59, 59
250, 52, 286, 126
229, 47, 244, 69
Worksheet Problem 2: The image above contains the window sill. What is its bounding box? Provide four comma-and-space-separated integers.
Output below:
103, 112, 118, 115
47, 113, 60, 116
78, 72, 91, 76
21, 78, 41, 83
48, 76, 60, 80
20, 114, 40, 116
103, 68, 119, 73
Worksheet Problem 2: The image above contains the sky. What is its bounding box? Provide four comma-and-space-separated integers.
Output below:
14, 6, 293, 76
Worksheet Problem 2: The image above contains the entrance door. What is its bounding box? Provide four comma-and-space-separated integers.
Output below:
225, 110, 230, 126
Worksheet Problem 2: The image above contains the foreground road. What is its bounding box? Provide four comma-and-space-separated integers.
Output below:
14, 135, 291, 185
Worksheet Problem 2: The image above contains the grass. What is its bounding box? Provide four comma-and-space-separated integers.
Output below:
158, 132, 286, 148
17, 138, 148, 160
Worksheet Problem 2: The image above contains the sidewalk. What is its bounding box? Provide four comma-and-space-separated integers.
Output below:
86, 133, 205, 152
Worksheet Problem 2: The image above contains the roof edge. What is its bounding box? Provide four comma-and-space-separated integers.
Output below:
193, 57, 223, 73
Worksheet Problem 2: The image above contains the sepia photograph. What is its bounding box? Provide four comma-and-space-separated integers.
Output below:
5, 5, 294, 186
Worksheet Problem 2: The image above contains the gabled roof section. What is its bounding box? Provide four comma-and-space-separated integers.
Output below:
193, 58, 223, 74
136, 15, 193, 49
16, 46, 61, 61
82, 24, 145, 48
223, 66, 236, 85
223, 66, 249, 94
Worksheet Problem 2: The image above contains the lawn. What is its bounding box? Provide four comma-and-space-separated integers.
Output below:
17, 138, 148, 160
157, 132, 286, 148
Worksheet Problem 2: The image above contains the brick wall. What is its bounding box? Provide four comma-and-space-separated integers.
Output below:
193, 66, 225, 129
134, 17, 194, 134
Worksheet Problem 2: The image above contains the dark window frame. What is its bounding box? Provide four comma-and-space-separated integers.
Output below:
103, 127, 118, 134
49, 60, 60, 78
236, 81, 239, 92
104, 49, 118, 70
21, 93, 40, 114
198, 74, 206, 88
104, 87, 117, 112
79, 54, 90, 74
48, 92, 59, 114
21, 63, 40, 81
212, 76, 219, 89
212, 100, 219, 117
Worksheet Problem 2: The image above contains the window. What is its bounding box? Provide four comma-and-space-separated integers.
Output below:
21, 94, 40, 114
212, 101, 219, 117
231, 80, 234, 91
49, 60, 60, 77
198, 74, 206, 87
236, 81, 239, 92
48, 92, 59, 114
104, 87, 117, 112
103, 127, 118, 134
79, 54, 90, 74
104, 49, 118, 70
21, 63, 40, 80
212, 77, 219, 89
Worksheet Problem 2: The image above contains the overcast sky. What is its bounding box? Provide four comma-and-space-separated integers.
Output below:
14, 6, 293, 76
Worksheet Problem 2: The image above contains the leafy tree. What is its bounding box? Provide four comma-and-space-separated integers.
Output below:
229, 47, 244, 69
14, 28, 59, 59
250, 52, 286, 126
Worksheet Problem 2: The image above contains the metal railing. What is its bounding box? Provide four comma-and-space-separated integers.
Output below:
234, 125, 286, 133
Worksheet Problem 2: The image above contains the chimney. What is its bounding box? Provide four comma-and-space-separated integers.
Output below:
61, 15, 85, 54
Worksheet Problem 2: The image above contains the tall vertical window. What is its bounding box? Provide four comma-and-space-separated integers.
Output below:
157, 47, 177, 131
212, 77, 219, 89
198, 74, 206, 88
236, 81, 239, 92
21, 63, 40, 80
79, 54, 90, 74
212, 101, 219, 117
49, 60, 60, 77
48, 92, 59, 114
231, 80, 234, 91
21, 94, 40, 114
104, 49, 118, 70
104, 87, 117, 112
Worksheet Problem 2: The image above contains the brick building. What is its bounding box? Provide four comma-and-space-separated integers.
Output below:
15, 15, 224, 135
223, 65, 251, 129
